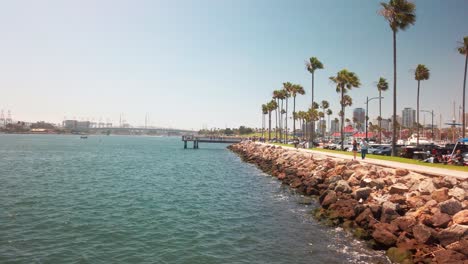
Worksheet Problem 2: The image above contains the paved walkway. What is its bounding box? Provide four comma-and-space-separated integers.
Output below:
263, 144, 467, 180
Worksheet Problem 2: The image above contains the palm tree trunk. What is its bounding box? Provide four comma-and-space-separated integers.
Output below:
311, 73, 315, 148
268, 111, 272, 140
392, 30, 397, 156
293, 95, 296, 138
285, 98, 288, 142
341, 88, 345, 150
463, 53, 467, 138
417, 80, 420, 147
275, 103, 278, 140
379, 90, 382, 143
280, 100, 283, 141
327, 114, 330, 141
262, 113, 264, 138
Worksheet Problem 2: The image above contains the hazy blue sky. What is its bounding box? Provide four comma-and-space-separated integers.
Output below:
1, 0, 467, 130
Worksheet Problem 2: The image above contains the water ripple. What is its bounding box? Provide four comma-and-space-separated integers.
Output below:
0, 135, 389, 264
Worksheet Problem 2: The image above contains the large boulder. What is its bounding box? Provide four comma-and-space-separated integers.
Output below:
452, 210, 468, 225
431, 187, 450, 203
319, 190, 337, 209
449, 187, 466, 201
334, 180, 352, 193
433, 249, 467, 264
395, 168, 409, 176
412, 224, 433, 244
429, 212, 452, 228
381, 201, 400, 223
389, 183, 409, 194
439, 198, 463, 215
392, 216, 416, 232
437, 224, 468, 247
353, 187, 372, 201
372, 228, 397, 247
328, 199, 358, 219
446, 239, 468, 256
417, 179, 436, 195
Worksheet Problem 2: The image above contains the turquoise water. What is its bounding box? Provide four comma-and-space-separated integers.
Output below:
0, 135, 388, 264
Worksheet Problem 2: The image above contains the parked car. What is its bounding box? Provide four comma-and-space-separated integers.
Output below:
368, 145, 385, 154
374, 146, 392, 156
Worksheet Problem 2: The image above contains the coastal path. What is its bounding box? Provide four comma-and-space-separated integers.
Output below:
263, 143, 468, 180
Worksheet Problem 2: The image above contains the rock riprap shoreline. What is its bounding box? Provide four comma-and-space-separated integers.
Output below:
228, 141, 468, 264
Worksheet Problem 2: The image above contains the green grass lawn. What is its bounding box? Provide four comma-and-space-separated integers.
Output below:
271, 143, 468, 172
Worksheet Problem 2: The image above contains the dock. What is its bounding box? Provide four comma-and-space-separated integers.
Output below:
182, 135, 243, 149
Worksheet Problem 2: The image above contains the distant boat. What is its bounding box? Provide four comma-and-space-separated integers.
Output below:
80, 136, 88, 139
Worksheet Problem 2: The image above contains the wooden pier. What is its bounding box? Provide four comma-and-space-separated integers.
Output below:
182, 135, 243, 149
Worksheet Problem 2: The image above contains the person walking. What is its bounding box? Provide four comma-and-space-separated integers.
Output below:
360, 138, 369, 160
352, 139, 358, 160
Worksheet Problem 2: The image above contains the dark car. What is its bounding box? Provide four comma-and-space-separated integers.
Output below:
374, 146, 392, 156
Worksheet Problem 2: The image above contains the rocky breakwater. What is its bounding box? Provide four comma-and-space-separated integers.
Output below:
228, 141, 468, 264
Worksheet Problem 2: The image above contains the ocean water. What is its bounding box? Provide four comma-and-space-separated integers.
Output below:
0, 135, 389, 264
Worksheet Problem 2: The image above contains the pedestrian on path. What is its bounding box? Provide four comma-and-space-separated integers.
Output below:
352, 139, 358, 160
360, 138, 368, 160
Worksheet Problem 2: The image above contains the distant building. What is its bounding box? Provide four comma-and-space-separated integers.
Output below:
63, 120, 77, 129
402, 108, 416, 128
353, 108, 365, 124
330, 120, 340, 133
63, 120, 90, 131
317, 120, 326, 134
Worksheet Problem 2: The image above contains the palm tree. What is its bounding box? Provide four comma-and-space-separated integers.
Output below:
326, 109, 333, 140
291, 84, 305, 138
330, 69, 361, 150
267, 100, 278, 141
261, 104, 268, 138
282, 82, 293, 142
414, 64, 430, 147
279, 90, 288, 140
380, 0, 416, 156
320, 100, 330, 136
306, 57, 324, 147
273, 90, 283, 139
376, 77, 389, 143
458, 36, 468, 138
308, 107, 319, 141
318, 111, 325, 136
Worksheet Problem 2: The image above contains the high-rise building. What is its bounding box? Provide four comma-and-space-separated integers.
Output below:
353, 108, 365, 124
317, 120, 326, 134
330, 120, 340, 133
402, 108, 416, 128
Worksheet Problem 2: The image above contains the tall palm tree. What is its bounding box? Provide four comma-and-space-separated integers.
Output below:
319, 111, 325, 136
291, 84, 305, 138
273, 90, 283, 139
376, 77, 389, 143
267, 100, 278, 141
308, 107, 319, 142
262, 104, 268, 138
326, 109, 333, 140
458, 36, 468, 138
320, 100, 330, 136
306, 57, 324, 148
330, 69, 360, 150
282, 82, 293, 142
414, 64, 430, 147
380, 0, 416, 156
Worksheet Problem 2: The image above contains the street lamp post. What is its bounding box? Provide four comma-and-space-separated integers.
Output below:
365, 96, 383, 140
420, 110, 434, 141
